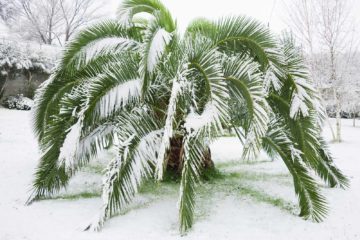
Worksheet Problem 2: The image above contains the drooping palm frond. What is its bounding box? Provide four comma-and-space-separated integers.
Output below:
29, 0, 348, 234
267, 34, 349, 190
32, 21, 140, 142
223, 55, 269, 159
86, 109, 162, 231
262, 121, 328, 222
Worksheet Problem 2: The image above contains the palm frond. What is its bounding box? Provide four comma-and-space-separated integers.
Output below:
262, 122, 328, 222
117, 0, 176, 32
155, 66, 190, 180
223, 55, 269, 159
85, 109, 162, 231
178, 135, 206, 233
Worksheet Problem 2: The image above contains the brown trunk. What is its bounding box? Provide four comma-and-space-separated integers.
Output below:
166, 137, 214, 175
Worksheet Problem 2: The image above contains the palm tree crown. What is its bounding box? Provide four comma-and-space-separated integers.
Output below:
29, 0, 348, 233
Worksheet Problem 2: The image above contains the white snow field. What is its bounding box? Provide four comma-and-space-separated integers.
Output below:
0, 108, 359, 240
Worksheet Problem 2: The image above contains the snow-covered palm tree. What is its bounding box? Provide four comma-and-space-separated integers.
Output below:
28, 0, 348, 233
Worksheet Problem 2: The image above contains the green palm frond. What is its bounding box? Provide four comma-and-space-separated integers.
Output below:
32, 20, 140, 141
85, 109, 162, 231
179, 135, 206, 233
262, 122, 328, 222
223, 55, 269, 159
118, 0, 176, 32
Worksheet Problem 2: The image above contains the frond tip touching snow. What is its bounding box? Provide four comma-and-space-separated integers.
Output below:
85, 130, 162, 231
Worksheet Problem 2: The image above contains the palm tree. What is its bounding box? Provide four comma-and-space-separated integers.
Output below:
28, 0, 348, 233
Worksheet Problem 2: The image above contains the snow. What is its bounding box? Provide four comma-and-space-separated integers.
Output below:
146, 28, 172, 73
77, 37, 139, 66
59, 116, 84, 171
0, 20, 10, 38
156, 79, 184, 180
1, 108, 360, 239
184, 101, 223, 134
289, 78, 313, 119
0, 39, 60, 74
95, 79, 141, 119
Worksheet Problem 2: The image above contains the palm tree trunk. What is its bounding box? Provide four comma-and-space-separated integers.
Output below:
167, 137, 214, 174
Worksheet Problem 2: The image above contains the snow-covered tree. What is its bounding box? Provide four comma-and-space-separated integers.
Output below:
28, 0, 348, 233
0, 0, 15, 22
5, 0, 105, 45
284, 0, 360, 142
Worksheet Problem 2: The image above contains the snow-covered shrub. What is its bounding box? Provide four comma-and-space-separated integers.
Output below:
2, 94, 33, 110
0, 40, 60, 99
0, 40, 58, 74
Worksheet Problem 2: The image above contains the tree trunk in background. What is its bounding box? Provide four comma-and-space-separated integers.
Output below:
333, 88, 341, 142
335, 100, 341, 142
0, 74, 9, 99
166, 137, 214, 175
335, 110, 341, 142
353, 114, 356, 127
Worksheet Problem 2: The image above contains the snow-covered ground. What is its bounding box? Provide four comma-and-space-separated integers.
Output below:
1, 108, 359, 240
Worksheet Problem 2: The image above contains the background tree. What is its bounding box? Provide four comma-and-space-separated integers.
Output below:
283, 0, 360, 142
0, 0, 16, 22
2, 0, 104, 45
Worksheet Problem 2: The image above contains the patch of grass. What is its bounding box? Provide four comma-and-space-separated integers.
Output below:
235, 185, 296, 213
225, 171, 291, 183
200, 166, 292, 185
38, 161, 296, 218
196, 167, 296, 216
216, 159, 274, 169
139, 179, 178, 196
49, 191, 101, 200
82, 164, 105, 174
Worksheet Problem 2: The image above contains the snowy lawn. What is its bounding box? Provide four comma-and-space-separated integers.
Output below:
1, 108, 359, 240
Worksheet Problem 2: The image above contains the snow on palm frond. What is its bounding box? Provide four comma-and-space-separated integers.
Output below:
139, 19, 173, 95
57, 79, 92, 172
184, 101, 224, 134
86, 133, 136, 231
178, 135, 206, 233
185, 36, 230, 117
289, 77, 314, 119
56, 21, 141, 78
178, 75, 229, 233
86, 110, 162, 231
147, 28, 172, 72
223, 56, 269, 160
74, 37, 139, 68
155, 68, 189, 180
264, 64, 283, 92
117, 0, 176, 31
58, 115, 84, 171
262, 121, 328, 222
72, 124, 115, 171
95, 79, 141, 119
178, 98, 228, 233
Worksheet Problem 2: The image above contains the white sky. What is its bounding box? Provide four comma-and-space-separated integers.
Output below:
106, 0, 287, 33
105, 0, 360, 37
